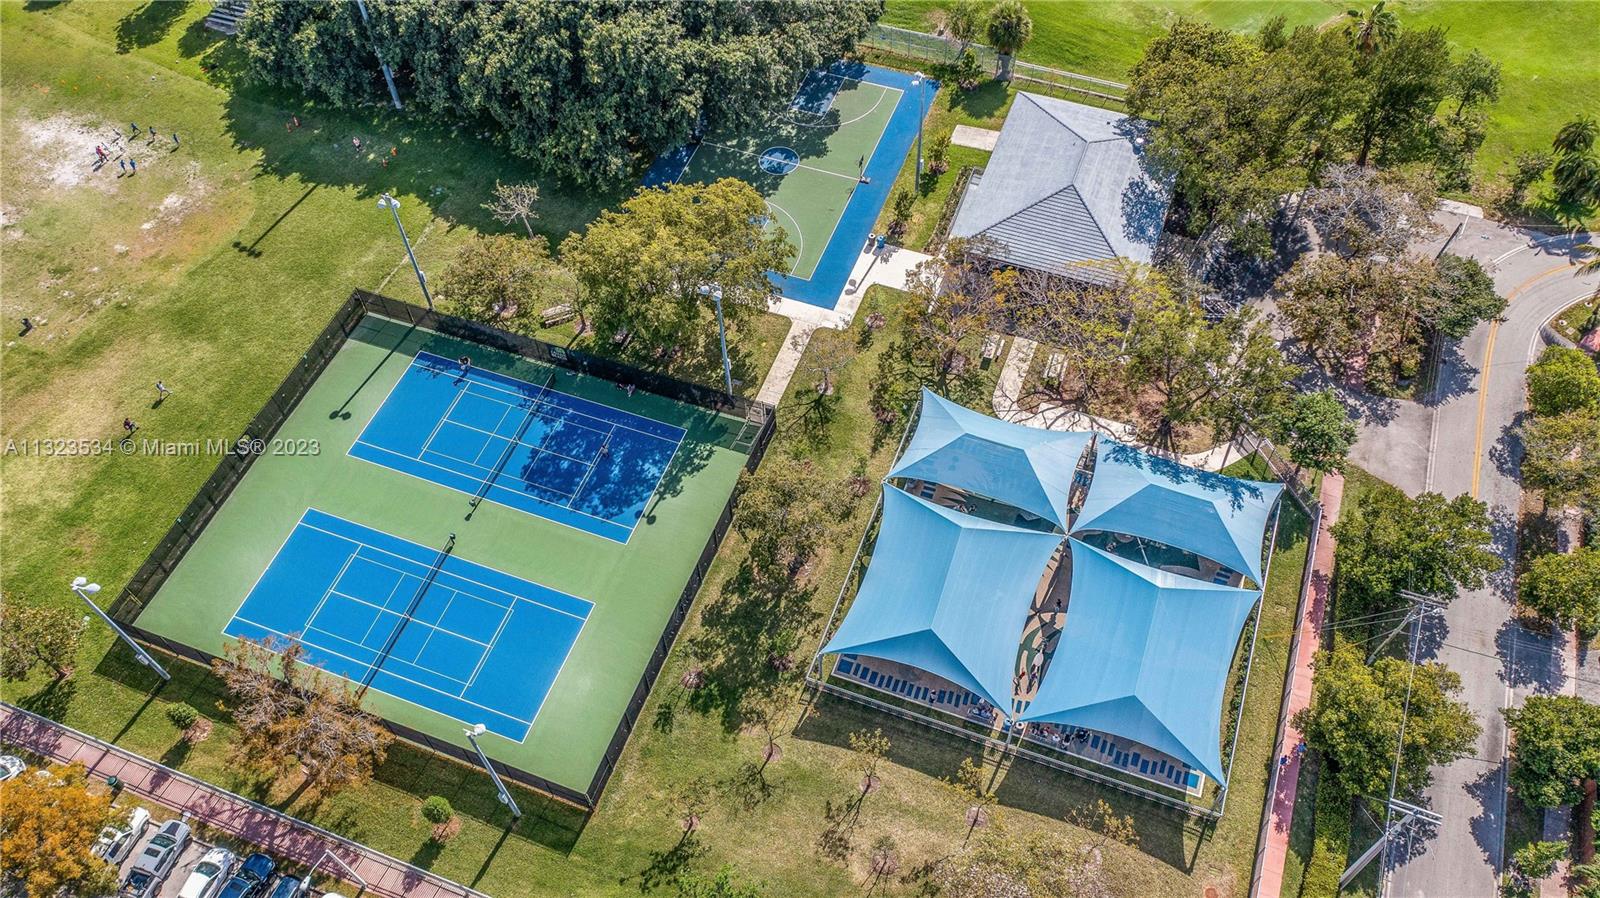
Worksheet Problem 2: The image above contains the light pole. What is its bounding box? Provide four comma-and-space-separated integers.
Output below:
910, 72, 927, 191
464, 724, 521, 819
351, 0, 403, 111
377, 194, 432, 310
697, 284, 735, 396
71, 577, 169, 681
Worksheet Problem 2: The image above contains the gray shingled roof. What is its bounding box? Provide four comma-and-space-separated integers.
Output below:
947, 93, 1170, 284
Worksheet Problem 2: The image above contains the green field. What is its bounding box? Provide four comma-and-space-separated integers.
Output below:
883, 0, 1600, 197
676, 73, 898, 279
131, 315, 748, 795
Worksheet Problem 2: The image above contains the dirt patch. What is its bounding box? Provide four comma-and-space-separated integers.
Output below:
139, 162, 210, 232
15, 112, 118, 192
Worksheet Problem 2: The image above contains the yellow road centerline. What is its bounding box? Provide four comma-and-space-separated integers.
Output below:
1467, 263, 1575, 498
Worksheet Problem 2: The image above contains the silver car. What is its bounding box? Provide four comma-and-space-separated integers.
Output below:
130, 818, 191, 879
93, 806, 152, 864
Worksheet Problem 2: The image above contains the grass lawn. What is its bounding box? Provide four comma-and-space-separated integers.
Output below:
880, 1, 1600, 211
1548, 293, 1600, 347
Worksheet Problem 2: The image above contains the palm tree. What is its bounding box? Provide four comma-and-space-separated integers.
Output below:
1553, 153, 1600, 209
1345, 1, 1399, 55
1576, 244, 1600, 276
1554, 116, 1599, 158
985, 0, 1033, 82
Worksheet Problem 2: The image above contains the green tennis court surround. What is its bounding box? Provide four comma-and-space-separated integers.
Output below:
131, 309, 753, 801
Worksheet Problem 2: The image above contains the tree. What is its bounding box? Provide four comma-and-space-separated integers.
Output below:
732, 455, 836, 576
1344, 1, 1399, 56
0, 762, 115, 898
677, 866, 765, 898
932, 821, 1116, 898
944, 757, 997, 844
1504, 694, 1600, 808
998, 265, 1148, 409
421, 795, 458, 843
1300, 163, 1439, 259
984, 0, 1032, 82
1294, 642, 1480, 798
0, 603, 85, 681
1450, 48, 1502, 116
940, 0, 985, 51
1555, 116, 1599, 157
1274, 389, 1357, 474
1124, 291, 1299, 452
436, 233, 570, 337
1513, 841, 1569, 882
1331, 483, 1499, 615
562, 180, 789, 355
212, 635, 392, 796
1350, 27, 1456, 167
1431, 253, 1506, 339
481, 181, 540, 238
1527, 346, 1600, 417
1127, 21, 1352, 252
902, 239, 1004, 384
1520, 410, 1600, 513
1509, 152, 1551, 206
847, 728, 891, 797
236, 2, 880, 185
797, 326, 854, 396
1521, 547, 1600, 637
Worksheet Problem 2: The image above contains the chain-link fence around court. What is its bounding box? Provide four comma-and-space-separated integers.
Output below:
861, 24, 1129, 106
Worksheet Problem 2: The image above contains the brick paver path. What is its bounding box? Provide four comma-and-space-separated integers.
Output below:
1252, 473, 1344, 898
0, 703, 488, 898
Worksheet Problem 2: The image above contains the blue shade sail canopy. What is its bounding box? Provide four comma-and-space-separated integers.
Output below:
1072, 440, 1282, 585
1020, 540, 1260, 783
821, 485, 1065, 714
888, 388, 1090, 530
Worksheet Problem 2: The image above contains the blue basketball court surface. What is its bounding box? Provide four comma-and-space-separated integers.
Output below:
350, 351, 685, 543
224, 509, 590, 741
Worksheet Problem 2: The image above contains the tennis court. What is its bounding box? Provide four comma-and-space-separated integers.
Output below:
645, 61, 935, 309
351, 350, 684, 543
224, 509, 589, 741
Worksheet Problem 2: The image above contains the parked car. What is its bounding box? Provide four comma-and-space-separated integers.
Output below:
119, 869, 162, 898
177, 846, 237, 898
216, 852, 276, 898
92, 806, 152, 864
130, 818, 191, 880
264, 875, 305, 898
0, 755, 26, 782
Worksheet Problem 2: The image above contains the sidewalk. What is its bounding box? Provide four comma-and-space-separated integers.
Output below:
1252, 473, 1344, 898
0, 703, 488, 898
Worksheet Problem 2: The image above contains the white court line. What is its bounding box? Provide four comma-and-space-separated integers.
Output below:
306, 553, 359, 644
302, 624, 475, 689
434, 411, 605, 468
765, 201, 807, 276
568, 424, 616, 503
418, 445, 582, 501
782, 80, 898, 130
296, 519, 592, 620
348, 441, 640, 543
232, 616, 535, 731
463, 600, 517, 694
417, 388, 467, 460
410, 352, 686, 443
353, 562, 413, 647
697, 138, 865, 183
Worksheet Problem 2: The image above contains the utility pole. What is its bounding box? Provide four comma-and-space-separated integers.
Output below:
1341, 589, 1445, 892
352, 0, 403, 111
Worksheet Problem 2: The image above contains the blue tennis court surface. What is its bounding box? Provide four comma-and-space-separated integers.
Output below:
351, 351, 685, 543
224, 509, 590, 741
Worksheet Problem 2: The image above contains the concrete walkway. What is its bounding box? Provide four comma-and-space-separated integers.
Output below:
990, 337, 1248, 471
1253, 473, 1343, 898
757, 244, 934, 404
0, 703, 489, 898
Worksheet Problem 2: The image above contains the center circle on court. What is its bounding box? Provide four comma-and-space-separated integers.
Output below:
758, 146, 801, 176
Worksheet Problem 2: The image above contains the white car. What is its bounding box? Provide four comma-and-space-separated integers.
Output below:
92, 807, 152, 864
177, 847, 237, 898
0, 755, 26, 782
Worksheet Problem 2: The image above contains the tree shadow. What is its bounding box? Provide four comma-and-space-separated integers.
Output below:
16, 676, 77, 721
629, 831, 707, 893
409, 838, 443, 870
947, 80, 1008, 123
115, 1, 191, 54
1497, 620, 1566, 693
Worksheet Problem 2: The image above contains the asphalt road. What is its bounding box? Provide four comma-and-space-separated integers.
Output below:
1370, 215, 1597, 898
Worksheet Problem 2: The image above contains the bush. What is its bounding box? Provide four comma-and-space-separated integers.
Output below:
165, 703, 199, 730
1528, 345, 1600, 417
421, 795, 454, 825
1514, 840, 1567, 880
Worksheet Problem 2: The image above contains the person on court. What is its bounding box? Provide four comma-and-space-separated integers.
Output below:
155, 380, 172, 401
457, 355, 472, 379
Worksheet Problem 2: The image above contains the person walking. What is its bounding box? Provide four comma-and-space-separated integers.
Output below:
118, 158, 127, 175
171, 132, 179, 148
128, 157, 137, 174
457, 355, 471, 378
123, 417, 137, 435
129, 122, 139, 136
155, 380, 172, 401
